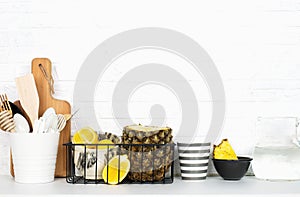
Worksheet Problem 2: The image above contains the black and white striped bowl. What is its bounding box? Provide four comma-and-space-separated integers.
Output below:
178, 142, 211, 181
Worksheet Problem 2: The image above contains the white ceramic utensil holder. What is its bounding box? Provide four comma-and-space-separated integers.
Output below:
10, 132, 60, 184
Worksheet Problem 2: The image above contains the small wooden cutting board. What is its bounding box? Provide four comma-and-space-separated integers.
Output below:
31, 58, 71, 177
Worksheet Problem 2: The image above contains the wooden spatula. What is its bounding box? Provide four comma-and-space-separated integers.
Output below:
15, 74, 39, 126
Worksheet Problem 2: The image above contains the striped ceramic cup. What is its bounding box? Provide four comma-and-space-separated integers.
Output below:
178, 142, 211, 181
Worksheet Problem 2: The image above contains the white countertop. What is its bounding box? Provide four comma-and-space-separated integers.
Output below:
1, 175, 300, 197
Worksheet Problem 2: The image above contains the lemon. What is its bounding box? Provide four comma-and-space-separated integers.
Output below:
102, 155, 130, 185
98, 139, 115, 150
72, 127, 98, 144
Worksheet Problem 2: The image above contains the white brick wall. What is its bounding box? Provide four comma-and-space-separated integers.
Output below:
1, 0, 300, 175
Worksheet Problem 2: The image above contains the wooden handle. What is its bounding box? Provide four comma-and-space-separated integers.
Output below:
31, 59, 54, 117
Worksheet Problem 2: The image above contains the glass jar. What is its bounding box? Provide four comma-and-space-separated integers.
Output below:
252, 117, 300, 181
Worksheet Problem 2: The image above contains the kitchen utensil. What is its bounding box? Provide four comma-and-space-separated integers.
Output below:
31, 58, 71, 177
13, 100, 33, 131
212, 157, 252, 180
48, 114, 58, 133
0, 94, 12, 115
37, 119, 45, 133
0, 110, 15, 132
252, 117, 300, 181
13, 113, 30, 133
42, 107, 56, 119
57, 114, 66, 132
32, 119, 40, 134
38, 117, 46, 133
9, 102, 24, 116
40, 107, 58, 133
63, 109, 79, 121
63, 114, 71, 121
15, 74, 39, 126
43, 114, 58, 133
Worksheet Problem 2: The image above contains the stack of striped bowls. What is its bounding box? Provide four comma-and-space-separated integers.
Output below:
178, 142, 211, 181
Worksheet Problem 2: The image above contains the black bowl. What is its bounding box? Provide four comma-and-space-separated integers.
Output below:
212, 156, 252, 180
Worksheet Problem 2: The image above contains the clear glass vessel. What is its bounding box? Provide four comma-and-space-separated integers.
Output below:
252, 117, 300, 181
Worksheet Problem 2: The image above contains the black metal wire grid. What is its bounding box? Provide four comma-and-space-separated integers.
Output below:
64, 142, 175, 184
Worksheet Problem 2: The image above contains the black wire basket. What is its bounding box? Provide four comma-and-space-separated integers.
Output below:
64, 142, 175, 184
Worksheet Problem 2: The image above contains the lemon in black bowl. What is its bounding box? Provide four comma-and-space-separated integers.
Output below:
212, 156, 252, 180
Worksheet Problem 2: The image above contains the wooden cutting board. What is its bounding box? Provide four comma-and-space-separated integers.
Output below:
11, 58, 71, 177
32, 58, 71, 177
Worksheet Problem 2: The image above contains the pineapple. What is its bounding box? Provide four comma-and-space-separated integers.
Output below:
213, 139, 238, 160
99, 132, 121, 144
122, 124, 173, 182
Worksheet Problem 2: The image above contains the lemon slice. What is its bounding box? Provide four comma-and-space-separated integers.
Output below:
102, 155, 130, 185
72, 127, 98, 144
98, 139, 115, 150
